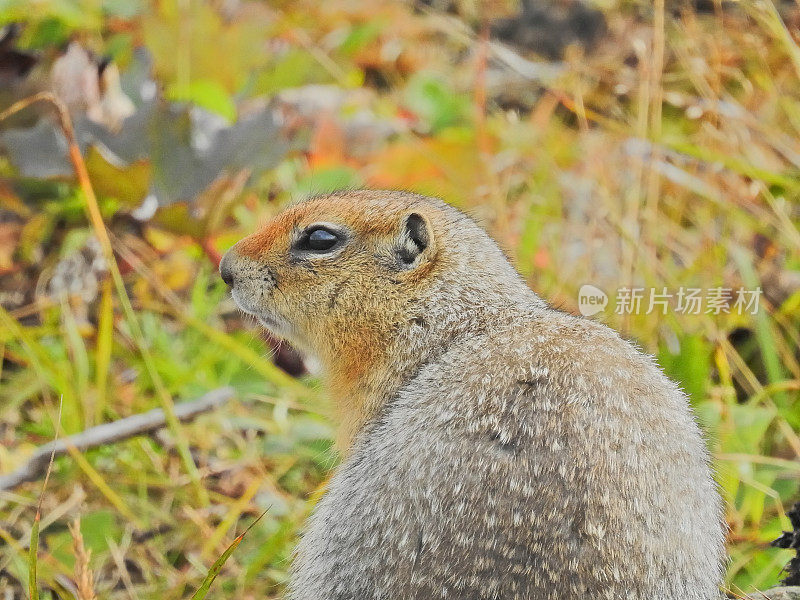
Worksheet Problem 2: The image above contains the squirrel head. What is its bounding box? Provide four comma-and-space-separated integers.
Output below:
221, 190, 537, 446
221, 190, 439, 367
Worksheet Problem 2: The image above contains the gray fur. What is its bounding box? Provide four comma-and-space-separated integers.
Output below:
225, 192, 726, 600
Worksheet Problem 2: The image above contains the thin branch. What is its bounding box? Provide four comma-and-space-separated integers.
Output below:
0, 388, 234, 492
0, 92, 70, 130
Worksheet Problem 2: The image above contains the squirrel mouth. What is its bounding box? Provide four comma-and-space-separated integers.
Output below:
255, 308, 290, 337
230, 287, 291, 337
257, 313, 281, 330
230, 287, 257, 315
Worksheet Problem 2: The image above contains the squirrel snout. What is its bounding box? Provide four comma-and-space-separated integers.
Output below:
219, 251, 235, 286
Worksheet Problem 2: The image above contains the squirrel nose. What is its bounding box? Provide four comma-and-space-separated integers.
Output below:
219, 251, 235, 286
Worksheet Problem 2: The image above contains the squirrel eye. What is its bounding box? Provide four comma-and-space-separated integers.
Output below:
300, 227, 340, 253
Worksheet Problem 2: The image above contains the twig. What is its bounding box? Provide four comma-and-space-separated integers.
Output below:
0, 92, 65, 126
421, 8, 564, 83
488, 40, 564, 83
0, 388, 234, 492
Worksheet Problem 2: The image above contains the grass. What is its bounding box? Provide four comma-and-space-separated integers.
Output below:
1, 0, 799, 597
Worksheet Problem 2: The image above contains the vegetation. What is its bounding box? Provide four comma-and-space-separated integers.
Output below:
0, 0, 799, 597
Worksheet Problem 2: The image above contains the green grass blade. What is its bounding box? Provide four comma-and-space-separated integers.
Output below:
189, 533, 243, 600
190, 508, 269, 600
731, 246, 788, 410
94, 279, 114, 424
28, 398, 62, 600
28, 513, 39, 600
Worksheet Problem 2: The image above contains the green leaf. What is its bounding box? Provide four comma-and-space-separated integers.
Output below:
167, 79, 237, 123
85, 146, 151, 209
26, 17, 71, 48
292, 166, 362, 199
79, 509, 122, 555
657, 333, 712, 404
254, 50, 331, 96
404, 72, 470, 133
727, 405, 775, 454
338, 22, 382, 56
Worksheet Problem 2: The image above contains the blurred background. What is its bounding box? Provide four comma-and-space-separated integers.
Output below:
1, 0, 799, 597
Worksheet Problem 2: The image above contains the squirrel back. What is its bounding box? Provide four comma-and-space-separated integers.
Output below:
220, 190, 726, 599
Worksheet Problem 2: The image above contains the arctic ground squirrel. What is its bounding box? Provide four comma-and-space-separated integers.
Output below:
220, 190, 726, 599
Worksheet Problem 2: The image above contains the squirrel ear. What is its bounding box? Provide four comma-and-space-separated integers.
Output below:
396, 212, 432, 267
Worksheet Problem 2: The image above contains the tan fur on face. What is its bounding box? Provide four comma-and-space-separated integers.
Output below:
226, 191, 446, 446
